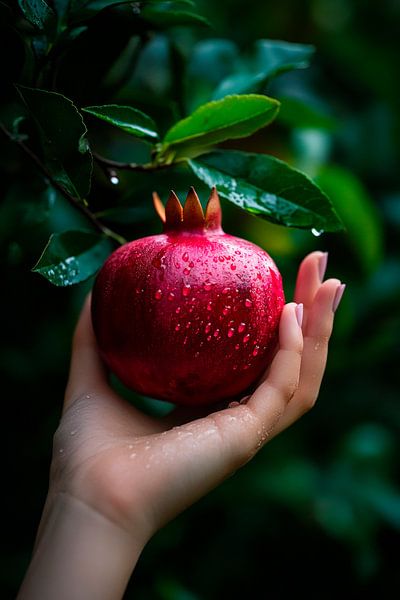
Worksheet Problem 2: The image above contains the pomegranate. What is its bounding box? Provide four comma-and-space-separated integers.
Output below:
91, 187, 285, 406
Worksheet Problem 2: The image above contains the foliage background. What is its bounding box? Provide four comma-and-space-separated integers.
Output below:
1, 0, 400, 597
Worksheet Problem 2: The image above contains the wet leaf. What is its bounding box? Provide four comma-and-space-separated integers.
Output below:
189, 150, 343, 231
17, 86, 92, 200
161, 94, 280, 158
32, 230, 112, 286
17, 0, 55, 31
82, 104, 159, 142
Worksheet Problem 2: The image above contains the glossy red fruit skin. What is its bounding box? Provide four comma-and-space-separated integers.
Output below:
92, 189, 285, 406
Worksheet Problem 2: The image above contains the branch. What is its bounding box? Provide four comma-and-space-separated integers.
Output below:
93, 152, 171, 172
0, 123, 127, 246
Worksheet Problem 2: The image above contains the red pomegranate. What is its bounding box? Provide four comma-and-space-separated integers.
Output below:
91, 187, 285, 406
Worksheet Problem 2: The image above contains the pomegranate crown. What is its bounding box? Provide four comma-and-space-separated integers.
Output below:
152, 186, 223, 233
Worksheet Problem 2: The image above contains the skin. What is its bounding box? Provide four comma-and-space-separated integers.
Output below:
18, 251, 344, 600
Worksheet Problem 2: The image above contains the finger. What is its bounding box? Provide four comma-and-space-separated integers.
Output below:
64, 294, 109, 408
294, 251, 328, 327
272, 278, 343, 435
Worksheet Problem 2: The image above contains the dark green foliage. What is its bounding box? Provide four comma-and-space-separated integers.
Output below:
1, 0, 400, 598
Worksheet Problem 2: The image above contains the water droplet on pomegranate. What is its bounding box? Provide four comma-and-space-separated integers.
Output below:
228, 328, 235, 338
238, 322, 246, 333
228, 320, 235, 327
175, 324, 181, 331
189, 261, 194, 268
176, 306, 181, 314
222, 305, 231, 315
182, 252, 189, 261
213, 328, 220, 337
222, 287, 230, 294
252, 345, 260, 356
154, 289, 163, 300
183, 336, 188, 345
186, 321, 191, 329
235, 250, 241, 255
194, 351, 200, 358
207, 335, 212, 341
203, 281, 212, 291
213, 257, 218, 263
233, 365, 238, 370
183, 267, 191, 275
245, 299, 252, 308
243, 333, 250, 343
205, 323, 211, 334
182, 283, 191, 297
207, 301, 213, 311
218, 256, 224, 262
235, 344, 240, 350
230, 264, 236, 271
168, 292, 175, 301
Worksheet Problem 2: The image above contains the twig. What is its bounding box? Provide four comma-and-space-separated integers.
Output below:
92, 151, 170, 172
0, 123, 127, 246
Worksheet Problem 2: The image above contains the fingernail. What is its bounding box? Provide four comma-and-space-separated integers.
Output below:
332, 283, 346, 312
295, 303, 304, 328
318, 252, 328, 282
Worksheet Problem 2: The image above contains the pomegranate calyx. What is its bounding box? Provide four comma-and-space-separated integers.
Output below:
154, 186, 223, 234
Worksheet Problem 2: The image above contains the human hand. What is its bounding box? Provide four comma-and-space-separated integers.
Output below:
19, 251, 345, 600
47, 251, 344, 538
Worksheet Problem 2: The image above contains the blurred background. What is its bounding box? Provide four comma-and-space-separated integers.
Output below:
1, 0, 400, 597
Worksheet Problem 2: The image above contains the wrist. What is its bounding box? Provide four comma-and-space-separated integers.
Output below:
18, 491, 147, 600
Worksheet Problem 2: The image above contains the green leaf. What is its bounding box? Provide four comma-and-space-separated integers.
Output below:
316, 165, 383, 273
82, 104, 159, 142
18, 0, 55, 31
141, 1, 210, 28
17, 86, 92, 200
32, 230, 112, 286
161, 94, 280, 158
188, 150, 343, 231
213, 39, 314, 100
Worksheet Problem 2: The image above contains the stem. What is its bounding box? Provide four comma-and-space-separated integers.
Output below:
0, 124, 127, 245
92, 152, 171, 172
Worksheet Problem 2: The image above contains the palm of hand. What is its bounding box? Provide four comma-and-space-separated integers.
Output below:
46, 251, 341, 542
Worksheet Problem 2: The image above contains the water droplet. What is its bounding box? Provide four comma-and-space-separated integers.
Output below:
194, 351, 200, 358
110, 175, 119, 185
243, 334, 250, 343
182, 283, 191, 297
213, 256, 218, 263
257, 272, 262, 280
183, 336, 188, 345
228, 320, 235, 327
176, 306, 181, 314
228, 328, 235, 338
85, 394, 91, 399
230, 264, 236, 271
252, 345, 260, 357
222, 305, 231, 315
175, 324, 181, 331
130, 453, 137, 459
245, 299, 252, 308
189, 261, 194, 268
311, 228, 323, 237
70, 430, 76, 436
205, 323, 211, 334
128, 444, 133, 449
203, 281, 212, 291
222, 287, 230, 295
207, 301, 213, 311
182, 252, 189, 262
154, 289, 163, 300
213, 328, 220, 337
59, 448, 64, 454
183, 267, 191, 275
186, 321, 191, 329
238, 322, 246, 333
207, 335, 212, 341
168, 292, 175, 301
218, 256, 224, 262
235, 344, 240, 350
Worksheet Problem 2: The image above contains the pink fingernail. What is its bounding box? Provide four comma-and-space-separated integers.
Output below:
318, 252, 328, 282
295, 303, 304, 328
332, 283, 346, 312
